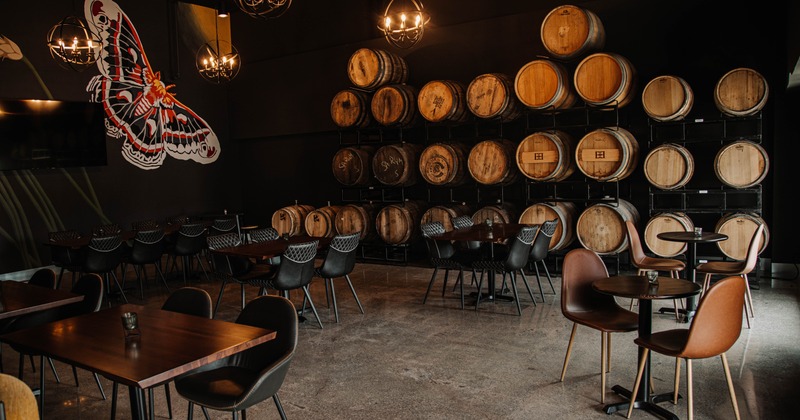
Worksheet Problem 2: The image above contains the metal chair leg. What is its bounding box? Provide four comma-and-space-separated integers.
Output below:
274, 393, 288, 420
213, 278, 229, 319
344, 274, 365, 314
301, 286, 323, 329
422, 267, 439, 304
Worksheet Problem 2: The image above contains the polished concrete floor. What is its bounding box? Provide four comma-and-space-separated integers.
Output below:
5, 261, 799, 419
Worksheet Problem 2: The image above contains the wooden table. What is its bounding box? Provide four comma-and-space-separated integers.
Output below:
656, 231, 727, 321
0, 304, 276, 420
433, 223, 526, 301
0, 280, 84, 320
593, 275, 701, 420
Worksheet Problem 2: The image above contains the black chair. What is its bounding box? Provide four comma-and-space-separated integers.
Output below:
110, 287, 213, 420
175, 295, 298, 420
208, 233, 275, 318
249, 227, 281, 266
48, 230, 84, 289
27, 268, 56, 289
473, 225, 538, 315
420, 222, 475, 310
131, 219, 160, 231
92, 223, 122, 236
210, 217, 238, 236
124, 228, 170, 299
83, 234, 128, 306
314, 232, 363, 323
169, 223, 210, 285
523, 219, 558, 301
261, 240, 323, 329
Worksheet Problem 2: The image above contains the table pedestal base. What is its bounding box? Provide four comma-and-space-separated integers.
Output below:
602, 385, 681, 420
657, 306, 694, 323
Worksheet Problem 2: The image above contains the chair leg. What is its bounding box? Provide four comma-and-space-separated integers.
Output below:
743, 274, 755, 318
441, 269, 450, 297
46, 357, 61, 383
273, 393, 288, 420
674, 358, 681, 404
329, 278, 340, 323
201, 406, 211, 420
601, 332, 607, 404
533, 263, 546, 301
687, 358, 694, 420
626, 347, 650, 419
164, 383, 172, 419
111, 382, 118, 420
155, 261, 171, 294
94, 372, 106, 400
109, 271, 128, 303
517, 269, 538, 306
560, 323, 577, 381
194, 254, 210, 282
186, 402, 193, 420
720, 353, 741, 420
606, 333, 612, 373
422, 267, 439, 304
301, 286, 323, 329
344, 274, 365, 314
213, 278, 229, 319
240, 284, 246, 310
457, 270, 464, 310
542, 261, 555, 294
509, 272, 522, 316
148, 387, 155, 420
72, 365, 79, 386
474, 270, 485, 311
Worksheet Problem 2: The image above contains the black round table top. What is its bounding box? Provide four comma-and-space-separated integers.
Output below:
593, 275, 701, 300
657, 231, 728, 244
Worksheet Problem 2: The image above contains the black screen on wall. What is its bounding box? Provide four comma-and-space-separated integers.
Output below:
0, 99, 107, 170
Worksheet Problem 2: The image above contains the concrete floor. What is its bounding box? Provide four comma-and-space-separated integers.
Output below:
6, 261, 800, 419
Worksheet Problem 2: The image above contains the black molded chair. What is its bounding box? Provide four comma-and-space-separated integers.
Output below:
175, 295, 298, 420
261, 240, 323, 329
27, 268, 56, 289
83, 234, 127, 306
249, 227, 282, 266
208, 233, 274, 318
131, 220, 159, 231
473, 226, 538, 315
314, 233, 363, 323
523, 219, 558, 301
421, 222, 475, 310
170, 223, 210, 285
210, 218, 238, 236
48, 230, 84, 289
125, 228, 170, 299
92, 223, 121, 236
110, 287, 213, 420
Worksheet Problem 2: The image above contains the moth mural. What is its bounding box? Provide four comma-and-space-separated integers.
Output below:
85, 0, 220, 170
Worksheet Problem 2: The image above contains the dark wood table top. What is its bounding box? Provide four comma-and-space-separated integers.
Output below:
432, 223, 528, 243
593, 275, 701, 300
215, 235, 331, 259
0, 304, 276, 389
657, 231, 728, 244
0, 281, 84, 320
44, 222, 212, 249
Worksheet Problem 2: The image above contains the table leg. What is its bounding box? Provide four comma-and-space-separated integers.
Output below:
129, 385, 147, 420
684, 242, 698, 322
38, 355, 45, 417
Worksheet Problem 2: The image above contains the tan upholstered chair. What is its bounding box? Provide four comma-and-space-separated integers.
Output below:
0, 373, 39, 420
626, 220, 686, 318
626, 276, 746, 420
560, 248, 638, 403
695, 223, 764, 329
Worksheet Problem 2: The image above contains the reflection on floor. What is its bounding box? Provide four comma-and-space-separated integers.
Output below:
5, 262, 799, 419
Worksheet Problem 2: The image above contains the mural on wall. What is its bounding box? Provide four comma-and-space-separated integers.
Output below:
84, 0, 220, 170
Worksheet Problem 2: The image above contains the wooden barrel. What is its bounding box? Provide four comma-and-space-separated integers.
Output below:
642, 75, 694, 121
376, 201, 424, 244
330, 89, 372, 128
421, 204, 471, 232
714, 68, 769, 117
575, 127, 639, 181
471, 203, 517, 225
417, 80, 469, 124
644, 212, 694, 257
467, 139, 520, 185
271, 204, 315, 237
644, 143, 695, 190
540, 5, 605, 61
715, 213, 770, 260
518, 202, 578, 251
516, 130, 576, 182
371, 84, 419, 127
304, 205, 341, 238
466, 73, 522, 121
574, 53, 637, 107
347, 48, 409, 91
418, 142, 470, 186
372, 143, 422, 187
514, 59, 577, 110
332, 146, 373, 186
335, 203, 378, 240
714, 140, 769, 189
576, 199, 640, 255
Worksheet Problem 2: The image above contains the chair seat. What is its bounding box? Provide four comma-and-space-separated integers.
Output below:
696, 261, 747, 275
565, 309, 638, 333
633, 329, 689, 358
175, 366, 257, 409
238, 265, 277, 284
637, 256, 685, 271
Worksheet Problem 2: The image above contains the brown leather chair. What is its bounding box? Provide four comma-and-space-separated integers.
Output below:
626, 220, 685, 319
626, 276, 746, 420
560, 248, 638, 403
695, 223, 763, 329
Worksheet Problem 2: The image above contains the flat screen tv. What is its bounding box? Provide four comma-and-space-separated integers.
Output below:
0, 99, 107, 170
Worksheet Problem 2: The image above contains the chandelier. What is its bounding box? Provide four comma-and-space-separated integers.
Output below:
196, 14, 241, 84
46, 16, 101, 71
233, 0, 292, 19
379, 0, 429, 49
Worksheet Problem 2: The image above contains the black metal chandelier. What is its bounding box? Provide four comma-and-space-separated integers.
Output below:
233, 0, 292, 19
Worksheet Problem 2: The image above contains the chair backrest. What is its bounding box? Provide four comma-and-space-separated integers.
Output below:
0, 373, 39, 420
317, 233, 360, 278
269, 240, 319, 290
175, 223, 208, 255
682, 276, 746, 359
207, 233, 251, 277
166, 215, 190, 226
28, 268, 56, 289
131, 228, 166, 263
420, 222, 454, 260
60, 273, 104, 318
625, 220, 649, 267
84, 234, 124, 273
131, 220, 160, 231
48, 230, 83, 266
92, 223, 121, 236
211, 218, 237, 235
741, 223, 765, 270
530, 219, 557, 261
250, 227, 279, 243
561, 248, 619, 315
504, 226, 537, 271
162, 287, 213, 319
452, 216, 474, 230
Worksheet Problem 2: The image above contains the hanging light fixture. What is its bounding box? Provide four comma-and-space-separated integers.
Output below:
233, 0, 292, 19
195, 12, 241, 84
379, 0, 429, 49
46, 15, 101, 71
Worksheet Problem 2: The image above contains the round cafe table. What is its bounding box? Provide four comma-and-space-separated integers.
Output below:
657, 231, 727, 322
593, 275, 701, 420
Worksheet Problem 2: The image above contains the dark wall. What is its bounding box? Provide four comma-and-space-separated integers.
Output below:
228, 0, 794, 261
